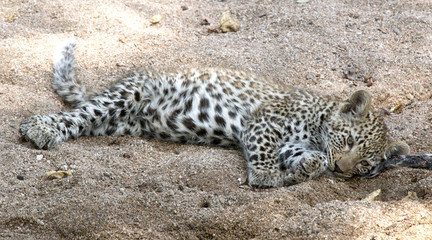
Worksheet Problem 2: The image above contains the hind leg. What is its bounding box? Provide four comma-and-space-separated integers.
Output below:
21, 103, 141, 149
21, 81, 149, 149
21, 110, 89, 149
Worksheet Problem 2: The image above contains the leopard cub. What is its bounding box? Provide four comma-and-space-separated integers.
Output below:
21, 40, 409, 187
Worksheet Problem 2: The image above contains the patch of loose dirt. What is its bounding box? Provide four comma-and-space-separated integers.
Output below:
1, 0, 432, 239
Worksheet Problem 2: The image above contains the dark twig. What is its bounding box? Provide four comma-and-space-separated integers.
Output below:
362, 154, 432, 178
384, 154, 432, 170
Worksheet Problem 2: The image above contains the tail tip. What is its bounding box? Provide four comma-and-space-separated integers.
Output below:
52, 38, 77, 66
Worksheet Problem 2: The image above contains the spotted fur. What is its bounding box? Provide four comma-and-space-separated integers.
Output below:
20, 40, 409, 187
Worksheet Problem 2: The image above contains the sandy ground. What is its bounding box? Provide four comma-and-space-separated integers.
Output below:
1, 0, 432, 239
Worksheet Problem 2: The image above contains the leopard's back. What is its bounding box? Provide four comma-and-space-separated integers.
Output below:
52, 43, 286, 146
115, 68, 289, 146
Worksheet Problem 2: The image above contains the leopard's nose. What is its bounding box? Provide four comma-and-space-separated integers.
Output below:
334, 163, 344, 174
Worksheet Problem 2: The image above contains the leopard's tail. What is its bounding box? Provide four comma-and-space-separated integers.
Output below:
52, 39, 91, 107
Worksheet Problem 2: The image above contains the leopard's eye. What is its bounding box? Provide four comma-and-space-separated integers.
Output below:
360, 160, 369, 166
347, 135, 354, 148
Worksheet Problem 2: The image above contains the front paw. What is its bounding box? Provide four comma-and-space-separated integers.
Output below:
247, 169, 284, 188
21, 115, 62, 149
284, 152, 328, 185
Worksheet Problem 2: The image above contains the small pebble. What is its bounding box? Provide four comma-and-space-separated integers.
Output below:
200, 19, 210, 26
393, 28, 401, 35
17, 175, 25, 180
349, 13, 360, 19
46, 170, 72, 180
403, 191, 418, 200
174, 149, 181, 155
366, 78, 373, 87
394, 126, 405, 131
306, 73, 315, 80
151, 14, 162, 24
36, 155, 43, 161
325, 81, 334, 87
201, 200, 211, 208
362, 189, 381, 202
220, 12, 240, 33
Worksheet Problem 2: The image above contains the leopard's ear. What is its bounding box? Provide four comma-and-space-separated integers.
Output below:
340, 90, 371, 119
385, 142, 410, 159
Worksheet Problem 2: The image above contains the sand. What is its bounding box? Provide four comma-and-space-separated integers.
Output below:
1, 0, 432, 239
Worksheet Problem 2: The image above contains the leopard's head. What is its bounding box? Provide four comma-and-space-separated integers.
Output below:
326, 90, 410, 178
